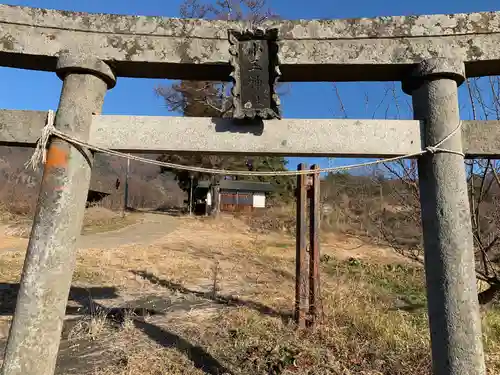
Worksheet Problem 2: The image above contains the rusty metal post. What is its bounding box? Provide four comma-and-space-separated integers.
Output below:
1, 55, 116, 375
309, 164, 320, 328
403, 58, 485, 375
295, 163, 308, 328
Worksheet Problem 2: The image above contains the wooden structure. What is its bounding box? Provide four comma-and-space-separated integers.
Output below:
295, 164, 321, 329
0, 4, 498, 375
195, 180, 274, 213
86, 173, 118, 206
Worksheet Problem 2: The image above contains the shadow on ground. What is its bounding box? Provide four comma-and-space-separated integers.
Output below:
0, 283, 120, 316
134, 319, 232, 375
0, 283, 232, 375
390, 296, 426, 313
132, 270, 293, 323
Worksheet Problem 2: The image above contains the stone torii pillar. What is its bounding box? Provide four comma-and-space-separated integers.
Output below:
402, 58, 486, 375
1, 55, 116, 375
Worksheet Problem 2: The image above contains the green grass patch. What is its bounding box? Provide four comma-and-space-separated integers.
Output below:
323, 257, 429, 331
324, 258, 426, 303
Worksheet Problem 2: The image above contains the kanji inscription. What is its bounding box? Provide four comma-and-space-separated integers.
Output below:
228, 28, 281, 120
239, 39, 270, 112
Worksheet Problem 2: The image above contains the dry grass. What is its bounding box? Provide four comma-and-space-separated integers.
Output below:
242, 205, 297, 235
0, 251, 25, 283
91, 216, 500, 374
81, 206, 137, 235
0, 205, 137, 239
0, 202, 31, 226
0, 215, 499, 374
69, 307, 111, 342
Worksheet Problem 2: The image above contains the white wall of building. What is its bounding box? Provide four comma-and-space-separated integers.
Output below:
252, 192, 266, 208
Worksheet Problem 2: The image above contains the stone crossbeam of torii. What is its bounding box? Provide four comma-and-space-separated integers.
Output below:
0, 3, 498, 375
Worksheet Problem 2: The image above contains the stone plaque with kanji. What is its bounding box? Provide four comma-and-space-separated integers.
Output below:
228, 28, 281, 120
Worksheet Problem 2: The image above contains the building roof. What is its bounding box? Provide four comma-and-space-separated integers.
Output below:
89, 173, 115, 195
196, 180, 274, 193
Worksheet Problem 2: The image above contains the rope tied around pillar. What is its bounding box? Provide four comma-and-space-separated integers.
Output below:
26, 111, 466, 176
25, 109, 56, 170
423, 120, 465, 157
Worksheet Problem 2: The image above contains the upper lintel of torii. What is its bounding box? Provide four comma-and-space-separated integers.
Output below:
1, 4, 500, 81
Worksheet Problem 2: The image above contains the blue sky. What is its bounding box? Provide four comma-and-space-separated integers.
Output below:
1, 0, 499, 173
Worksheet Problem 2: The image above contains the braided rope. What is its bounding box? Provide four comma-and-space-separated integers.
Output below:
26, 110, 465, 176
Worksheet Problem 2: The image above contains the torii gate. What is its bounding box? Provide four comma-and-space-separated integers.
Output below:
0, 4, 499, 375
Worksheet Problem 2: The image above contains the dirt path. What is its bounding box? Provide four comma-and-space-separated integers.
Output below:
78, 213, 178, 249
0, 215, 425, 375
0, 212, 185, 374
0, 212, 179, 253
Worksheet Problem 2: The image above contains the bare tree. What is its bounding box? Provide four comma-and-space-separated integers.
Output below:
155, 0, 279, 117
322, 76, 500, 306
155, 0, 293, 211
376, 77, 500, 307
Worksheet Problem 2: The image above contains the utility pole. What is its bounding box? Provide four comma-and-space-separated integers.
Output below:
189, 174, 194, 215
122, 155, 130, 216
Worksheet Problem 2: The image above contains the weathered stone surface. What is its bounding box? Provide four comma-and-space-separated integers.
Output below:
2, 4, 500, 39
56, 54, 116, 88
2, 110, 500, 158
409, 58, 485, 375
1, 57, 113, 375
402, 57, 466, 94
462, 120, 500, 157
229, 28, 281, 119
1, 4, 500, 80
0, 109, 48, 146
